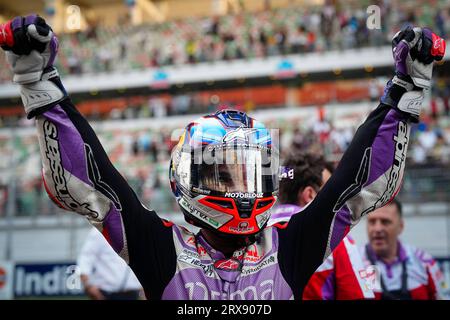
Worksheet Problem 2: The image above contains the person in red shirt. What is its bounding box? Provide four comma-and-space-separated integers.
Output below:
269, 151, 374, 299
361, 200, 446, 300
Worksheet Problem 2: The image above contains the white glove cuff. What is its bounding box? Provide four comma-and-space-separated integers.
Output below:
410, 75, 431, 89
19, 69, 64, 116
13, 70, 43, 84
396, 90, 424, 118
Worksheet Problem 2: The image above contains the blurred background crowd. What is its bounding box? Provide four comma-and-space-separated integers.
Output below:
2, 95, 450, 217
1, 1, 450, 81
1, 0, 450, 218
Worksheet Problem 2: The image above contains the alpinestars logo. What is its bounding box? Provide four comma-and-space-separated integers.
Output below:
223, 127, 257, 143
375, 121, 408, 208
333, 121, 409, 217
214, 259, 241, 271
333, 147, 371, 212
85, 144, 122, 211
43, 120, 99, 219
360, 121, 409, 216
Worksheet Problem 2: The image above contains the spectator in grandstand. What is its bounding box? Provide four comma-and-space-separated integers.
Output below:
361, 200, 447, 299
77, 227, 143, 300
269, 151, 374, 300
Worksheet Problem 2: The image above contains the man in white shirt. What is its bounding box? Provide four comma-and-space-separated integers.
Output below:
77, 227, 143, 300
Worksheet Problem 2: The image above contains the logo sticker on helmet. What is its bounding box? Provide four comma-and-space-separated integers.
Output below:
223, 127, 258, 143
192, 186, 211, 195
229, 221, 255, 233
256, 211, 271, 228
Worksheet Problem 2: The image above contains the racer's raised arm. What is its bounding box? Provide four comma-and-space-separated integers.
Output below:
276, 26, 446, 298
0, 15, 176, 298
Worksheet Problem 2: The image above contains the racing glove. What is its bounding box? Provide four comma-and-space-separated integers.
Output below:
0, 15, 66, 119
381, 26, 446, 121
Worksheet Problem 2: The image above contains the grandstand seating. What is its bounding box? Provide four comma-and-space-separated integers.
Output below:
1, 102, 450, 217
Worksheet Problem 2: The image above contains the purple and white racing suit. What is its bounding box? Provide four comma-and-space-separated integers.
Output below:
36, 94, 411, 300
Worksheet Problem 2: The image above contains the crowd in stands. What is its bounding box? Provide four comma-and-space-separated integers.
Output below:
1, 1, 450, 82
1, 97, 450, 217
1, 0, 450, 217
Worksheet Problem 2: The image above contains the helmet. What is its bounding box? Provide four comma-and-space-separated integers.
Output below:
169, 109, 279, 236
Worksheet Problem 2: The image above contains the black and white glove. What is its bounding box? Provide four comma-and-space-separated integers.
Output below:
381, 26, 446, 121
0, 15, 66, 118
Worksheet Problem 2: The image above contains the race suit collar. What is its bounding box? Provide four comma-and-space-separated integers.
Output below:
196, 231, 224, 261
195, 231, 250, 261
195, 232, 248, 283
